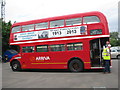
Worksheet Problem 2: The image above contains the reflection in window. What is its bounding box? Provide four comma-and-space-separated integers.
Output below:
35, 22, 48, 30
10, 45, 20, 53
67, 42, 83, 51
50, 20, 64, 28
12, 26, 21, 33
83, 16, 100, 24
36, 45, 48, 52
66, 18, 82, 26
22, 24, 34, 31
22, 46, 34, 53
50, 44, 65, 51
93, 43, 98, 49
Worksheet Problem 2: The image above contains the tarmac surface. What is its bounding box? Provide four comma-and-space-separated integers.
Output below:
2, 59, 119, 88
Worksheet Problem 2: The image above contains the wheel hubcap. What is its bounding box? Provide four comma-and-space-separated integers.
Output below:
13, 64, 18, 69
73, 63, 79, 70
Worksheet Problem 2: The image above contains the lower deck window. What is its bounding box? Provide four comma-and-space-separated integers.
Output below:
22, 46, 34, 53
50, 44, 65, 51
67, 42, 83, 51
36, 45, 48, 52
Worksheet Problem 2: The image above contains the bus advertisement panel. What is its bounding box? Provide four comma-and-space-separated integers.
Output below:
14, 26, 87, 41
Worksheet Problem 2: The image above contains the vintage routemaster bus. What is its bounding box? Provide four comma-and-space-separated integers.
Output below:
9, 11, 111, 72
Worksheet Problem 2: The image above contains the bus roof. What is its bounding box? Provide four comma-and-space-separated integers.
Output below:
12, 11, 107, 27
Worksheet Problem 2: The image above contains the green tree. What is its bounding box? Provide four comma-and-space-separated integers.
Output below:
2, 21, 12, 53
110, 32, 120, 46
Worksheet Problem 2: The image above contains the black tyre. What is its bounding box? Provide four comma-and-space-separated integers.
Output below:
117, 55, 120, 59
69, 59, 83, 72
11, 61, 21, 71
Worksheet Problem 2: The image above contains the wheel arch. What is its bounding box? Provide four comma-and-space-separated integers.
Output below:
117, 54, 120, 59
10, 59, 21, 66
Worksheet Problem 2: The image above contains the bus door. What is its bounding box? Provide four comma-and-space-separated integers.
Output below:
21, 46, 35, 68
90, 38, 109, 67
90, 39, 102, 67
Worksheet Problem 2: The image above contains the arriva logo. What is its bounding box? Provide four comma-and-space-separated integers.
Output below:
36, 56, 50, 61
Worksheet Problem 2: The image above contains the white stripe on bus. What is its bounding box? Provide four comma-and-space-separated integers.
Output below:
10, 35, 110, 45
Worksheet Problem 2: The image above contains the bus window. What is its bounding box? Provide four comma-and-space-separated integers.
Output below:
22, 24, 34, 31
35, 22, 48, 30
50, 44, 65, 51
50, 20, 64, 28
22, 46, 34, 53
66, 18, 82, 26
83, 16, 100, 24
12, 26, 21, 33
67, 42, 83, 51
36, 45, 48, 52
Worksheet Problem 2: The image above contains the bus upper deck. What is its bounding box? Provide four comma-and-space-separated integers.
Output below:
10, 11, 109, 45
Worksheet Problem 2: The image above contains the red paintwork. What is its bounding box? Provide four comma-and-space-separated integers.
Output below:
9, 11, 110, 70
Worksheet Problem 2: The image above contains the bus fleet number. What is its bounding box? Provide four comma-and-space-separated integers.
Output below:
52, 29, 77, 36
52, 31, 62, 35
67, 30, 76, 34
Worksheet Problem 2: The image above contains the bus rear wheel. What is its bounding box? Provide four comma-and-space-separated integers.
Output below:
69, 59, 83, 72
11, 61, 21, 71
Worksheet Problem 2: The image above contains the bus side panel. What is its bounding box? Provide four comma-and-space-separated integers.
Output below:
65, 51, 91, 69
47, 40, 91, 69
20, 39, 92, 70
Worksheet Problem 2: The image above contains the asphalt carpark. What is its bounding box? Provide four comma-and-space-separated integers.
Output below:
1, 59, 119, 89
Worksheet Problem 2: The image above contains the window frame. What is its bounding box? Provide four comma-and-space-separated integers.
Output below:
67, 42, 83, 51
35, 22, 48, 30
12, 26, 21, 33
50, 44, 65, 52
65, 18, 82, 26
36, 45, 49, 52
22, 24, 35, 31
22, 46, 35, 53
50, 19, 65, 28
83, 16, 100, 24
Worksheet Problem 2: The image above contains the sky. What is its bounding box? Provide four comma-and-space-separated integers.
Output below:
2, 0, 119, 32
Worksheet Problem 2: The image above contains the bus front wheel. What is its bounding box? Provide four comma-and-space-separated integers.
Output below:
11, 61, 21, 71
69, 59, 83, 72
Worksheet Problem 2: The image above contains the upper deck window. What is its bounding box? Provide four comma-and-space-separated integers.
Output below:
35, 22, 48, 30
12, 26, 21, 33
83, 16, 100, 24
50, 20, 64, 28
22, 24, 34, 31
66, 18, 82, 26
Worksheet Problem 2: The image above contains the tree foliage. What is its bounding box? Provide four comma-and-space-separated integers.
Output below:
2, 21, 12, 53
110, 32, 120, 46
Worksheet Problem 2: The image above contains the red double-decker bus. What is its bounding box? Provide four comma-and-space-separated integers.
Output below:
9, 11, 111, 72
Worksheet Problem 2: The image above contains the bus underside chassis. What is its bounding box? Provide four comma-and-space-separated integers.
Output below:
90, 38, 109, 67
10, 60, 21, 71
68, 59, 83, 72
